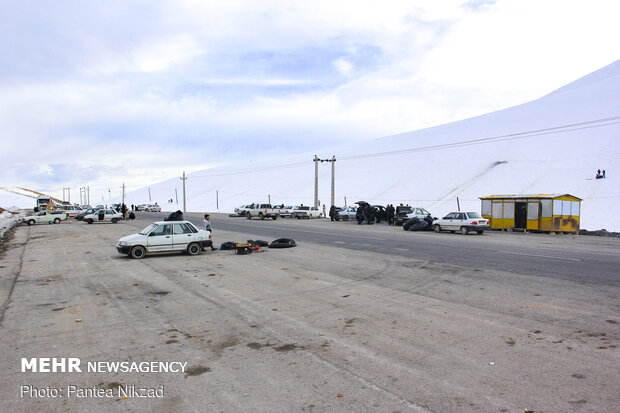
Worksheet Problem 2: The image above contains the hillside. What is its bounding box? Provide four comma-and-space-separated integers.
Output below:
3, 60, 619, 231
122, 60, 618, 231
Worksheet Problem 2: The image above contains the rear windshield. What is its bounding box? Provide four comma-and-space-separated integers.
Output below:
467, 212, 482, 218
396, 206, 413, 214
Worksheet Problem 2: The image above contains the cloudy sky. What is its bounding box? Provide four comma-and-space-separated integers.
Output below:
1, 0, 619, 201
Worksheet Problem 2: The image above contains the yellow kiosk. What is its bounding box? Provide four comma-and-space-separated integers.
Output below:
480, 194, 582, 233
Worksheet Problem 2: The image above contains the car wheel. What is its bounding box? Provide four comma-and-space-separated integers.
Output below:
187, 242, 201, 256
259, 213, 264, 220
476, 230, 484, 234
272, 215, 277, 220
130, 246, 146, 259
433, 224, 441, 233
27, 219, 35, 226
247, 213, 252, 220
460, 226, 469, 235
111, 218, 118, 223
87, 219, 94, 224
53, 218, 61, 224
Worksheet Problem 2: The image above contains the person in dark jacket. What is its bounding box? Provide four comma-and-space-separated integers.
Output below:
387, 204, 395, 225
329, 205, 336, 221
365, 204, 375, 224
356, 205, 364, 225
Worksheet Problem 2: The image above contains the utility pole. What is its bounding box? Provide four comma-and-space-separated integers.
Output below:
87, 186, 89, 205
175, 188, 178, 204
121, 183, 126, 219
68, 188, 70, 204
314, 155, 337, 207
216, 190, 219, 210
148, 187, 152, 202
331, 156, 336, 207
314, 155, 319, 208
180, 171, 187, 213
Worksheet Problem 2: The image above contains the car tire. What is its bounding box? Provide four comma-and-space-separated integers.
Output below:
247, 213, 252, 220
111, 218, 118, 223
259, 213, 264, 220
53, 218, 61, 224
27, 219, 35, 226
272, 215, 277, 220
130, 246, 146, 259
476, 230, 484, 235
87, 219, 94, 224
433, 224, 441, 233
460, 226, 469, 235
187, 242, 201, 256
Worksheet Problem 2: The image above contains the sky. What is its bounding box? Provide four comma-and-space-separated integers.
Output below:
1, 0, 619, 202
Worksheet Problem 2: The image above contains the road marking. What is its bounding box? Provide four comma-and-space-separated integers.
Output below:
498, 250, 581, 261
333, 241, 346, 244
393, 248, 411, 252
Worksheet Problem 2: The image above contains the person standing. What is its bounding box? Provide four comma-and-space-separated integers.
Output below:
203, 214, 216, 250
329, 205, 336, 221
323, 204, 327, 218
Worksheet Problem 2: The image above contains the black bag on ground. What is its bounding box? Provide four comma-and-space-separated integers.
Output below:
247, 239, 269, 247
403, 217, 419, 231
164, 210, 184, 221
219, 241, 237, 250
268, 238, 297, 248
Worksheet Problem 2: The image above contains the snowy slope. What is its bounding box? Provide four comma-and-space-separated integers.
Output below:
3, 60, 619, 231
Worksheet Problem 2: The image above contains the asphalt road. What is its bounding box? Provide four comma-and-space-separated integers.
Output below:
139, 211, 620, 286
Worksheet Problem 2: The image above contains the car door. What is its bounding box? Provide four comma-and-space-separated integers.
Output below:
442, 213, 457, 230
453, 212, 466, 230
97, 210, 106, 221
147, 224, 173, 252
172, 223, 195, 251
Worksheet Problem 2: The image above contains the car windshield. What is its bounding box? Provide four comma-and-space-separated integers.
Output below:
139, 223, 158, 235
467, 212, 482, 218
397, 207, 413, 214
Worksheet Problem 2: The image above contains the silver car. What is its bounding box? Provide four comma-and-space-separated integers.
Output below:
432, 212, 490, 235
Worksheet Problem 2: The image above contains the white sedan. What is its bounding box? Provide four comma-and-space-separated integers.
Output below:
117, 220, 213, 259
432, 212, 490, 235
293, 206, 322, 219
83, 209, 124, 224
145, 204, 162, 212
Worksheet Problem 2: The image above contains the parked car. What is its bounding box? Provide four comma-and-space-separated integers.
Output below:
60, 205, 84, 218
83, 209, 124, 224
136, 204, 148, 211
21, 210, 68, 225
335, 206, 357, 221
293, 206, 321, 219
234, 204, 253, 216
394, 205, 432, 226
81, 204, 92, 210
145, 204, 162, 212
246, 204, 279, 220
277, 205, 295, 218
116, 220, 213, 259
75, 208, 99, 221
432, 212, 490, 235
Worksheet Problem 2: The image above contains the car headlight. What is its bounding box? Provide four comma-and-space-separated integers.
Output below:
119, 241, 127, 246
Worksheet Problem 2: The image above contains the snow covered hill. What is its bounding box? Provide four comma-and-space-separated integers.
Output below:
124, 60, 618, 231
3, 60, 619, 231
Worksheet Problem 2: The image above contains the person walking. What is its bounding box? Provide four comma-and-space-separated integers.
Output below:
329, 205, 336, 221
203, 214, 216, 250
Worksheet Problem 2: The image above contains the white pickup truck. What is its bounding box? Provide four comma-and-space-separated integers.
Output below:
246, 203, 280, 220
22, 211, 68, 225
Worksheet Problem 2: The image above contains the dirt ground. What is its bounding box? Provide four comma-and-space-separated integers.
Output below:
0, 218, 618, 412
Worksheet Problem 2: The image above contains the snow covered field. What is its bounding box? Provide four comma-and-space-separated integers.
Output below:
2, 61, 619, 231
